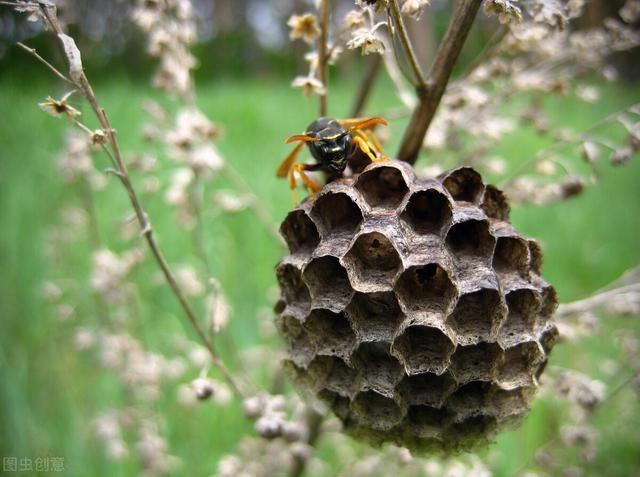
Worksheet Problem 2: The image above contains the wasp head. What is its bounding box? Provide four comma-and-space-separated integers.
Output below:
309, 132, 353, 173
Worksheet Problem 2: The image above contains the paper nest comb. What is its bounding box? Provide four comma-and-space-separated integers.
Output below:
275, 160, 558, 453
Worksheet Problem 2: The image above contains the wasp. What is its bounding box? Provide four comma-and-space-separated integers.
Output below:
277, 117, 389, 204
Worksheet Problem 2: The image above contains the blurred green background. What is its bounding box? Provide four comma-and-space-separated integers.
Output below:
1, 1, 640, 476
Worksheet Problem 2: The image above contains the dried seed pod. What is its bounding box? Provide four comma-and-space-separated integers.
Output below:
275, 160, 557, 453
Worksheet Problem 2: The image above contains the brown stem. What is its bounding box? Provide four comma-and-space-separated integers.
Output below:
289, 409, 325, 477
396, 0, 483, 164
350, 54, 383, 117
36, 2, 246, 398
317, 0, 330, 116
388, 0, 427, 88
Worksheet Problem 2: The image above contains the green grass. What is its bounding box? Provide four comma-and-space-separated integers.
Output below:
0, 72, 639, 476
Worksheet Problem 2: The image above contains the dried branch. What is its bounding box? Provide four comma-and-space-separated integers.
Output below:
317, 0, 331, 116
396, 0, 483, 164
387, 0, 427, 89
17, 41, 74, 85
23, 0, 246, 398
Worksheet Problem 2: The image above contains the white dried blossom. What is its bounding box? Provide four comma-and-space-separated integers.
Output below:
73, 328, 96, 350
41, 281, 62, 302
213, 190, 252, 213
287, 13, 320, 44
207, 278, 231, 333
191, 377, 216, 400
344, 9, 366, 29
347, 27, 386, 55
483, 0, 522, 24
620, 0, 640, 23
39, 92, 81, 120
174, 265, 204, 297
576, 85, 600, 103
402, 0, 430, 20
291, 75, 327, 97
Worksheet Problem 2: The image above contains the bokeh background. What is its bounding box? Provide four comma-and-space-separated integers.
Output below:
0, 0, 639, 476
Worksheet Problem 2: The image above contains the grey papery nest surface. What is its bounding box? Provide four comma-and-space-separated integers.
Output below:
275, 160, 558, 453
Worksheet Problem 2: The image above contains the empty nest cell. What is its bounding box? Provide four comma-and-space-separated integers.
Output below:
280, 210, 320, 254
401, 189, 453, 235
441, 168, 485, 204
311, 192, 364, 237
395, 263, 457, 316
392, 325, 455, 375
276, 262, 311, 314
446, 381, 491, 420
343, 232, 402, 291
481, 185, 510, 221
493, 236, 530, 275
449, 342, 503, 385
303, 309, 356, 361
345, 291, 404, 342
497, 341, 545, 390
355, 165, 409, 209
352, 341, 404, 397
499, 289, 541, 346
399, 371, 457, 408
303, 256, 353, 311
307, 355, 358, 397
446, 219, 495, 260
351, 390, 404, 431
407, 405, 450, 438
446, 288, 505, 346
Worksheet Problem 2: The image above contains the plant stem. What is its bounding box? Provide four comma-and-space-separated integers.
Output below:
388, 0, 427, 89
35, 1, 246, 398
317, 0, 330, 116
396, 0, 483, 164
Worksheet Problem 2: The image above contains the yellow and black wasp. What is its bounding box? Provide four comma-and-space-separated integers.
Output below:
277, 117, 389, 204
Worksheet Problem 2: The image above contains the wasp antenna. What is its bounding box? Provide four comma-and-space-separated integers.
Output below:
285, 134, 319, 144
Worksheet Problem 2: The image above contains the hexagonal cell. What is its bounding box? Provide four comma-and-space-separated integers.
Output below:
446, 288, 505, 346
446, 219, 495, 260
355, 165, 409, 209
446, 381, 491, 420
392, 325, 456, 375
407, 405, 449, 438
307, 355, 358, 397
493, 236, 529, 275
481, 184, 510, 221
311, 192, 363, 238
351, 390, 404, 431
276, 262, 311, 316
287, 331, 316, 369
398, 371, 457, 408
528, 239, 543, 274
280, 210, 320, 254
400, 189, 453, 235
499, 289, 541, 346
537, 323, 559, 355
539, 283, 558, 318
352, 341, 404, 397
395, 263, 457, 316
444, 414, 498, 448
318, 389, 351, 421
303, 256, 353, 311
488, 385, 532, 422
343, 232, 402, 291
304, 309, 356, 361
497, 341, 545, 390
441, 167, 485, 204
345, 291, 404, 342
449, 342, 503, 385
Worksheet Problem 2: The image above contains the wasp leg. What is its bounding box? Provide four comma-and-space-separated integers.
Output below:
287, 162, 323, 206
364, 129, 388, 160
277, 141, 305, 178
353, 131, 388, 163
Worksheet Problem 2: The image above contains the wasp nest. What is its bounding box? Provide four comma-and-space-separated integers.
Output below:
275, 160, 558, 453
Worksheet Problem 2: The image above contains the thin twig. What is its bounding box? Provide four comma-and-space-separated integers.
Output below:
17, 42, 74, 85
387, 0, 427, 89
350, 54, 383, 117
317, 0, 331, 116
31, 2, 246, 398
396, 0, 483, 164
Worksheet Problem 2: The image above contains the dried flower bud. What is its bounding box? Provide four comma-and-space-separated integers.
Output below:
191, 377, 215, 400
288, 13, 321, 44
